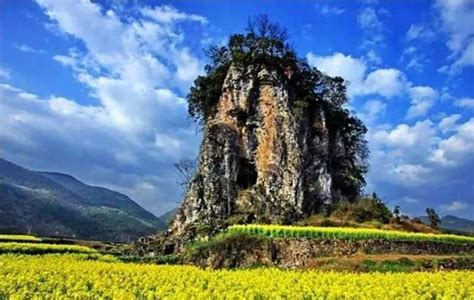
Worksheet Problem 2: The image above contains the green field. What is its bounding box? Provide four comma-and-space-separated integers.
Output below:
227, 224, 474, 244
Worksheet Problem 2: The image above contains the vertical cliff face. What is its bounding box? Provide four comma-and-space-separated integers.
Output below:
168, 63, 353, 241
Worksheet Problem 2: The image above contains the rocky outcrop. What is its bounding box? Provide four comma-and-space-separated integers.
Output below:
161, 63, 356, 247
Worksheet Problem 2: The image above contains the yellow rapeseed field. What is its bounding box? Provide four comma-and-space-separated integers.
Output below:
0, 254, 473, 299
0, 234, 41, 242
228, 224, 474, 244
0, 242, 97, 255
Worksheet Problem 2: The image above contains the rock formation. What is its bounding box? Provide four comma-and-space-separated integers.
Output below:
164, 63, 362, 245
141, 18, 368, 251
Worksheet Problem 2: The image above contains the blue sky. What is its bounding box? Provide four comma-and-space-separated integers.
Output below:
0, 0, 473, 219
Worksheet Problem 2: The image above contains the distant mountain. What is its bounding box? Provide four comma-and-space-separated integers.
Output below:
420, 215, 474, 234
0, 158, 165, 242
156, 208, 177, 228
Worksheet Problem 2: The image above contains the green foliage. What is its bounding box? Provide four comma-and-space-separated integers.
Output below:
361, 258, 416, 273
359, 256, 474, 272
187, 63, 229, 124
119, 254, 178, 265
426, 208, 441, 230
393, 206, 401, 220
331, 197, 393, 224
195, 223, 213, 236
325, 106, 369, 200
184, 232, 263, 262
225, 214, 249, 226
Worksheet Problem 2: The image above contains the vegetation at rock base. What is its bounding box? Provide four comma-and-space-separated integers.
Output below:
187, 15, 369, 200
1, 253, 473, 299
330, 196, 393, 224
226, 224, 474, 244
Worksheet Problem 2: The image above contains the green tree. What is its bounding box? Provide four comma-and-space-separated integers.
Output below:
426, 208, 441, 230
393, 206, 401, 222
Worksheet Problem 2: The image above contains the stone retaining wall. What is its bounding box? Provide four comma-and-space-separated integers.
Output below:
185, 235, 474, 268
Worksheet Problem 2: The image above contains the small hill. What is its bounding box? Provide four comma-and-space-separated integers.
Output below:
420, 215, 474, 234
156, 208, 177, 228
441, 215, 474, 233
0, 158, 164, 242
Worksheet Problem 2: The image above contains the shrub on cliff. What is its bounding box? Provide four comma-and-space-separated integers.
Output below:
331, 197, 393, 224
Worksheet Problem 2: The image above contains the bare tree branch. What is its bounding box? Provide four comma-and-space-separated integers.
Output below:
174, 158, 197, 195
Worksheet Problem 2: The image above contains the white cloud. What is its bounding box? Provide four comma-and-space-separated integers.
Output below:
441, 201, 470, 212
452, 41, 474, 69
406, 24, 422, 41
1, 0, 208, 215
367, 117, 474, 191
357, 6, 385, 63
402, 196, 420, 204
358, 7, 382, 30
303, 2, 474, 218
401, 46, 427, 72
406, 86, 438, 119
431, 118, 474, 166
405, 24, 435, 42
369, 120, 440, 186
154, 133, 184, 157
372, 120, 438, 149
439, 114, 461, 133
455, 97, 474, 109
367, 116, 474, 217
306, 52, 366, 96
359, 99, 386, 124
364, 69, 409, 98
365, 50, 382, 65
389, 164, 431, 186
140, 5, 207, 24
406, 57, 424, 72
403, 47, 417, 56
306, 52, 409, 98
0, 83, 112, 150
0, 79, 198, 215
436, 0, 474, 73
436, 0, 474, 53
315, 4, 345, 16
15, 44, 45, 54
35, 0, 207, 132
0, 68, 10, 79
